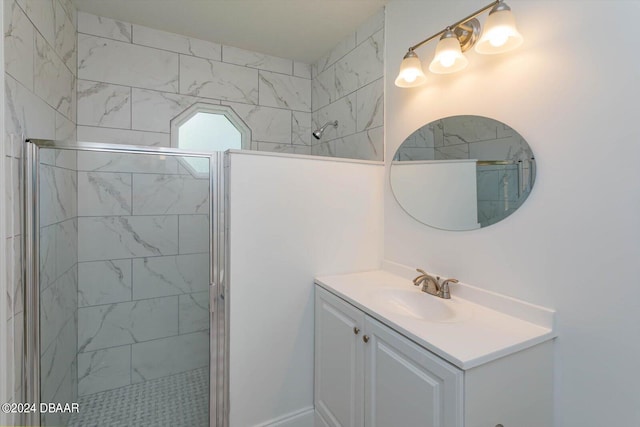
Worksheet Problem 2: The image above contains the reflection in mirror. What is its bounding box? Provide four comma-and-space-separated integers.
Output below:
390, 115, 535, 230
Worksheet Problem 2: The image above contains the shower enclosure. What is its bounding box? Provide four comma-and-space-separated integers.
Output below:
22, 140, 228, 426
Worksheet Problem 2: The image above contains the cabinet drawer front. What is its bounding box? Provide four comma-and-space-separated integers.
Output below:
315, 287, 366, 427
364, 317, 464, 427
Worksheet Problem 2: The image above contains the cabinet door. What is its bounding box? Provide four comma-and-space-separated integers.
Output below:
315, 287, 366, 427
364, 317, 464, 427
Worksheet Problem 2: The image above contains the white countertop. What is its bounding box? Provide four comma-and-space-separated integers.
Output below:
315, 266, 556, 370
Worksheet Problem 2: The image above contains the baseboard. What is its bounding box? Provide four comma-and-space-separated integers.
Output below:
258, 406, 315, 427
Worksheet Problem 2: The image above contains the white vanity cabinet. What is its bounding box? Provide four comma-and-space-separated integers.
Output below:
314, 285, 554, 427
315, 286, 463, 427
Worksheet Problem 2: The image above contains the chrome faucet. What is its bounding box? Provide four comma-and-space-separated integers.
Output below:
413, 269, 458, 299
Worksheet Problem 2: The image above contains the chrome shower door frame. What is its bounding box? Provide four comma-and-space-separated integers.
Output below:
22, 140, 229, 427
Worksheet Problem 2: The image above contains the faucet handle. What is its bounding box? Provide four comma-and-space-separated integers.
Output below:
440, 278, 458, 299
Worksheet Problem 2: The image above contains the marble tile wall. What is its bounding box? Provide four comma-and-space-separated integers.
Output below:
38, 150, 79, 427
77, 12, 313, 155
4, 0, 78, 423
311, 9, 385, 161
76, 152, 211, 396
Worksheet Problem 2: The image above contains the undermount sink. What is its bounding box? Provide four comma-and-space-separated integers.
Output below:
375, 288, 472, 323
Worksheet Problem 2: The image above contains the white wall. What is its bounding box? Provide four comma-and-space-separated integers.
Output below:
228, 152, 383, 426
390, 160, 479, 230
385, 2, 640, 426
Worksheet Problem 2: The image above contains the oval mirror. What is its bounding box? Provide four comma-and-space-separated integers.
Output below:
390, 115, 536, 230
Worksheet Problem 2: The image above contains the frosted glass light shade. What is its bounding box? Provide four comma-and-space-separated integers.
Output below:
429, 31, 468, 74
475, 7, 523, 54
395, 51, 427, 88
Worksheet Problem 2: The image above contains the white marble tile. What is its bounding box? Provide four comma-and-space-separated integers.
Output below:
78, 34, 179, 93
5, 74, 56, 141
356, 78, 383, 132
222, 45, 292, 74
78, 216, 178, 262
179, 55, 259, 104
315, 33, 356, 74
57, 0, 76, 26
4, 157, 21, 237
77, 151, 179, 174
78, 11, 131, 42
443, 115, 498, 143
393, 146, 435, 161
54, 0, 76, 74
16, 0, 55, 45
497, 123, 517, 139
41, 316, 77, 402
131, 331, 208, 383
311, 66, 335, 111
476, 169, 501, 201
434, 143, 470, 160
4, 0, 34, 90
223, 101, 291, 144
47, 359, 76, 425
469, 136, 533, 161
78, 171, 132, 216
131, 89, 216, 133
256, 142, 312, 155
78, 346, 131, 396
5, 237, 23, 316
312, 92, 356, 139
333, 127, 383, 161
311, 141, 334, 157
179, 215, 209, 254
292, 111, 311, 146
40, 224, 57, 291
133, 25, 222, 60
78, 296, 178, 352
258, 71, 311, 112
78, 126, 170, 147
356, 8, 385, 45
77, 80, 131, 129
132, 253, 209, 299
293, 61, 312, 79
335, 29, 383, 98
35, 32, 74, 119
78, 260, 132, 307
55, 111, 76, 143
40, 266, 77, 353
179, 292, 209, 334
39, 164, 77, 226
46, 145, 77, 171
56, 218, 78, 278
132, 174, 209, 215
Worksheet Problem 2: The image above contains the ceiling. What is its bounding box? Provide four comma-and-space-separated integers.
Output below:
72, 0, 389, 64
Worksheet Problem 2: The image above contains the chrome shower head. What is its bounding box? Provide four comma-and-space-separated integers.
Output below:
312, 120, 338, 140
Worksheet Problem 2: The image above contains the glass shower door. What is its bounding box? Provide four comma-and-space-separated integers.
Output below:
26, 143, 221, 427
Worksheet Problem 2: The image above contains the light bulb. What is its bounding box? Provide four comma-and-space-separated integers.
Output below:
439, 54, 456, 68
475, 3, 523, 55
395, 50, 427, 88
429, 30, 468, 74
403, 71, 418, 83
489, 31, 509, 47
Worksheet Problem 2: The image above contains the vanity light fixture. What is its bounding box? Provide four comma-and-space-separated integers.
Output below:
395, 0, 523, 88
